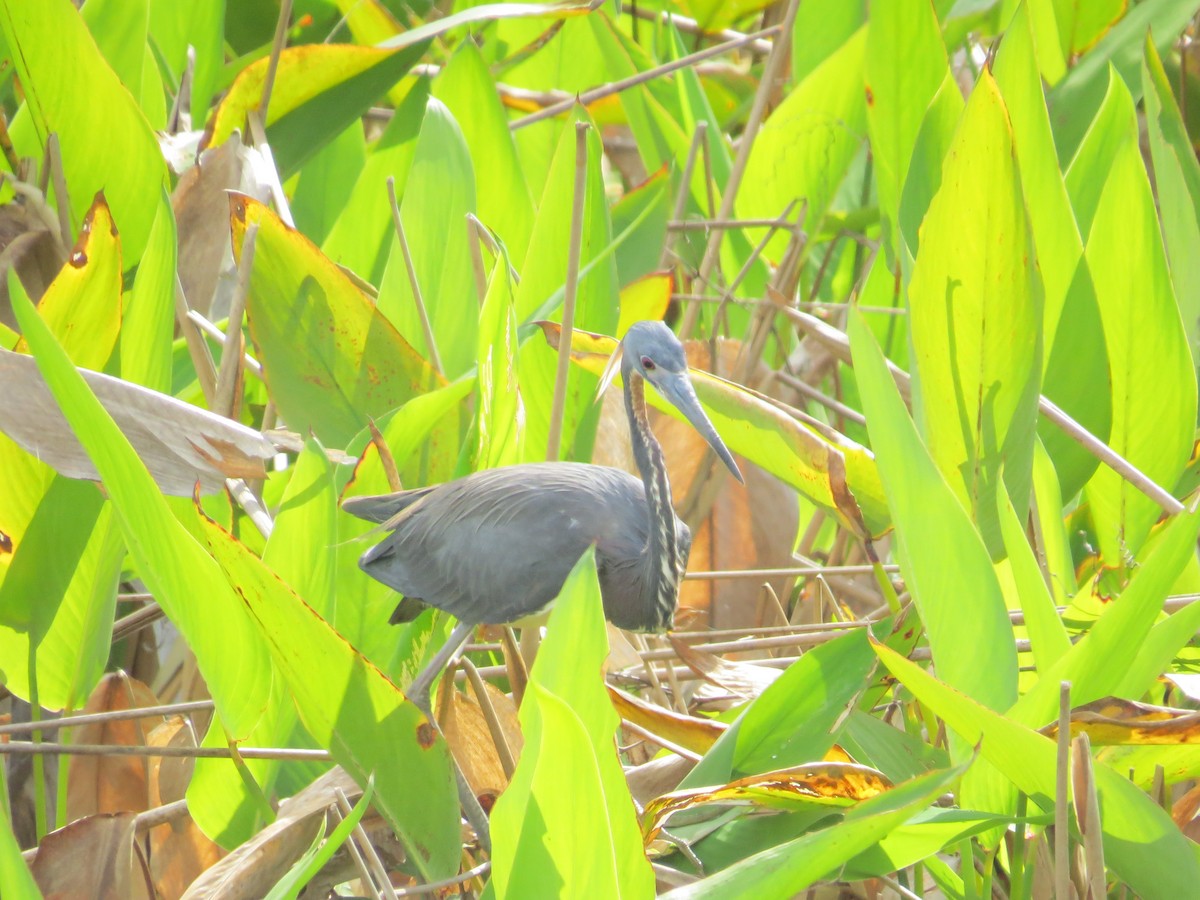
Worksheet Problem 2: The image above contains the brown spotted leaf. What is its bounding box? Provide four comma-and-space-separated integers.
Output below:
1041, 697, 1200, 745
641, 761, 893, 844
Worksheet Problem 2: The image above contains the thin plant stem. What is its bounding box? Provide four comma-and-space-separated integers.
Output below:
387, 176, 443, 375
546, 121, 590, 461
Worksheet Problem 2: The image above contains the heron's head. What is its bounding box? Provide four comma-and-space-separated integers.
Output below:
604, 321, 744, 484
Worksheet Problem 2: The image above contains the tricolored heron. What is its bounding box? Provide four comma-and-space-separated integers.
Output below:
342, 322, 742, 840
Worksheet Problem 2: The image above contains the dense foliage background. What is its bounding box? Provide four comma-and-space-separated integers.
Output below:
2, 0, 1200, 896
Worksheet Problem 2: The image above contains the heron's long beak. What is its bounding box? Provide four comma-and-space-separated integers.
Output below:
595, 344, 623, 402
657, 372, 744, 484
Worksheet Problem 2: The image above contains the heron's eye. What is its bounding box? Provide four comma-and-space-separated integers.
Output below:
641, 356, 655, 371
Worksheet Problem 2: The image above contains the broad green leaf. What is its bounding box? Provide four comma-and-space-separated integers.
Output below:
198, 509, 459, 880
1142, 35, 1200, 384
0, 0, 165, 265
1063, 69, 1130, 237
907, 70, 1041, 557
739, 28, 868, 249
849, 308, 1016, 825
477, 248, 524, 469
376, 98, 478, 377
1010, 509, 1200, 728
322, 81, 430, 286
290, 123, 366, 248
897, 71, 964, 263
677, 0, 774, 33
15, 198, 122, 371
994, 4, 1113, 476
1047, 0, 1198, 163
230, 194, 450, 450
264, 439, 337, 622
80, 0, 149, 115
147, 0, 223, 124
846, 807, 1040, 880
997, 476, 1070, 674
434, 42, 535, 268
1080, 73, 1195, 564
876, 640, 1200, 897
866, 0, 948, 261
662, 763, 965, 899
490, 549, 655, 898
990, 8, 1072, 324
121, 190, 176, 392
515, 111, 617, 462
684, 629, 876, 789
848, 309, 1017, 711
793, 0, 866, 82
608, 168, 670, 289
9, 257, 271, 754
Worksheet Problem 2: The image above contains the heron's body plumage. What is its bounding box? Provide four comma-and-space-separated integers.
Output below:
350, 461, 692, 632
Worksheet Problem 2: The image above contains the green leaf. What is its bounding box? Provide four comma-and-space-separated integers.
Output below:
662, 763, 966, 899
0, 785, 41, 900
264, 780, 373, 900
489, 549, 655, 898
376, 98, 478, 378
997, 476, 1070, 675
433, 42, 535, 269
1079, 73, 1196, 564
0, 0, 165, 265
1142, 34, 1200, 384
231, 193, 451, 450
321, 80, 430, 286
849, 307, 1018, 715
906, 69, 1041, 557
684, 629, 876, 789
477, 248, 524, 469
1047, 0, 1199, 163
739, 28, 868, 243
289, 123, 367, 248
1010, 508, 1200, 728
875, 640, 1200, 897
866, 0, 948, 260
992, 4, 1111, 499
515, 111, 618, 462
197, 508, 460, 881
263, 439, 337, 622
121, 190, 176, 392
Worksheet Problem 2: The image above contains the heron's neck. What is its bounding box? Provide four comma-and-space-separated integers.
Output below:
625, 374, 681, 628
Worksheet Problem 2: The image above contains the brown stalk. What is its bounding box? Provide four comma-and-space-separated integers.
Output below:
511, 26, 782, 131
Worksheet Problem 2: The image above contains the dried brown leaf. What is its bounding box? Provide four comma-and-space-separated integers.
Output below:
440, 683, 523, 812
31, 812, 149, 900
0, 347, 276, 494
180, 768, 359, 900
66, 674, 163, 821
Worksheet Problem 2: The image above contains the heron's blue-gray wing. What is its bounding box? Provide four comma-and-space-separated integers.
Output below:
356, 462, 649, 626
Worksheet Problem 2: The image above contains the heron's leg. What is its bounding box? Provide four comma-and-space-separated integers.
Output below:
407, 618, 477, 713
406, 618, 493, 854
